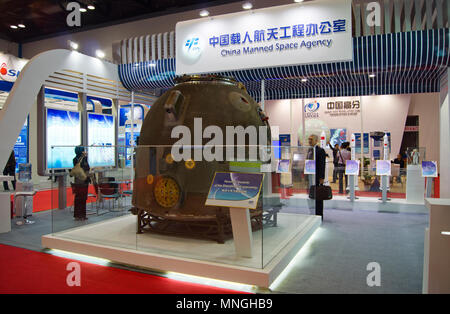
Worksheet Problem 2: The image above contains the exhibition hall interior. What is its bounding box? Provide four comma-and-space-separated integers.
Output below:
0, 0, 449, 294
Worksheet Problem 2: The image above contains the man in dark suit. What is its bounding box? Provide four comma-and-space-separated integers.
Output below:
308, 134, 326, 220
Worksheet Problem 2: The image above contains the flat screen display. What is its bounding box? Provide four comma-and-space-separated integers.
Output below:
47, 108, 81, 169
87, 113, 115, 167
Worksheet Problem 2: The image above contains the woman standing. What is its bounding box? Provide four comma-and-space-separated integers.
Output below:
73, 146, 91, 221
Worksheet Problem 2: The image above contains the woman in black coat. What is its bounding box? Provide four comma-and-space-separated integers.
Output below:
73, 146, 91, 221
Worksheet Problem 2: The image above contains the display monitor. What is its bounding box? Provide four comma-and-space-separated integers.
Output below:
87, 113, 115, 168
46, 108, 81, 169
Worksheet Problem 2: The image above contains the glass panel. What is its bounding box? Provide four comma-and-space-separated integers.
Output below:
134, 145, 265, 269
50, 145, 136, 250
262, 146, 317, 268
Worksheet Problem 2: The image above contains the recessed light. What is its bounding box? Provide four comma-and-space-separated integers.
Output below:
369, 74, 376, 78
242, 2, 253, 10
68, 40, 79, 50
10, 25, 18, 29
87, 5, 95, 10
18, 24, 25, 28
301, 78, 308, 83
80, 8, 87, 12
95, 50, 105, 59
199, 9, 209, 17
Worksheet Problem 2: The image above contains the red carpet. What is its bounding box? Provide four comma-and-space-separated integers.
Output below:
0, 244, 248, 294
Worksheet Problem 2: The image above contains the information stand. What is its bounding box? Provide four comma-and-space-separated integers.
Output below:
376, 160, 391, 203
205, 172, 264, 258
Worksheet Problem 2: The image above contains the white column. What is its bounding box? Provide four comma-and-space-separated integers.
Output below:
130, 92, 135, 189
440, 69, 450, 198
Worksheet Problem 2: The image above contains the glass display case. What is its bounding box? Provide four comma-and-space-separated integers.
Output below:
406, 147, 426, 166
45, 144, 321, 287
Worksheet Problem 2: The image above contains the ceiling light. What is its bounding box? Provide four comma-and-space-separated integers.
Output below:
369, 74, 376, 78
199, 10, 210, 17
10, 25, 18, 29
242, 2, 253, 10
96, 50, 105, 59
294, 0, 304, 3
18, 24, 25, 28
80, 8, 87, 12
301, 78, 308, 83
87, 5, 95, 10
68, 40, 79, 50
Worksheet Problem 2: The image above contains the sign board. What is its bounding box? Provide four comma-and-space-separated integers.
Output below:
14, 120, 28, 173
87, 113, 115, 168
205, 172, 264, 209
304, 159, 316, 174
0, 53, 27, 82
376, 160, 391, 176
345, 160, 360, 175
422, 161, 438, 178
176, 0, 352, 75
277, 159, 291, 173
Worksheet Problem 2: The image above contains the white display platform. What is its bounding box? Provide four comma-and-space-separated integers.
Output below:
406, 165, 425, 204
423, 198, 450, 294
0, 192, 11, 233
42, 213, 321, 287
271, 193, 428, 214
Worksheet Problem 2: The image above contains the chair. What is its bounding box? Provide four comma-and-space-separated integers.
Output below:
98, 182, 121, 211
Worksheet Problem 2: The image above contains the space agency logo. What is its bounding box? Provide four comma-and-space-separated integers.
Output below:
305, 101, 320, 118
181, 35, 203, 65
185, 37, 199, 52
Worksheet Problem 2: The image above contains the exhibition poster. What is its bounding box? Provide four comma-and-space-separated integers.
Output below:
345, 160, 360, 175
376, 160, 391, 176
205, 172, 264, 209
46, 108, 81, 169
304, 160, 316, 174
87, 113, 115, 167
14, 120, 28, 172
422, 161, 438, 177
277, 159, 291, 173
354, 133, 369, 154
330, 128, 346, 147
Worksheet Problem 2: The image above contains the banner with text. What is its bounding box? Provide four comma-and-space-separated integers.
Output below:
176, 0, 352, 75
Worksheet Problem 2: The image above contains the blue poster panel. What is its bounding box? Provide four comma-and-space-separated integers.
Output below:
87, 113, 115, 168
47, 108, 81, 169
14, 120, 28, 172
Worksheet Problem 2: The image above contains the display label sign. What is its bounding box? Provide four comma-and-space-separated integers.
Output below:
277, 160, 291, 173
345, 160, 360, 176
422, 161, 438, 178
205, 172, 264, 209
376, 160, 391, 176
304, 159, 316, 174
176, 0, 352, 75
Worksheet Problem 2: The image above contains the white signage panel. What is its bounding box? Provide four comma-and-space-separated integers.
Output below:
0, 53, 28, 82
176, 0, 352, 75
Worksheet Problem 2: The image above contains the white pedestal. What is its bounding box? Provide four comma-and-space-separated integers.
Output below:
229, 207, 253, 258
423, 198, 450, 293
406, 165, 425, 203
0, 192, 11, 233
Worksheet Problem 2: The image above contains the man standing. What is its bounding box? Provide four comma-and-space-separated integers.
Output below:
308, 134, 326, 220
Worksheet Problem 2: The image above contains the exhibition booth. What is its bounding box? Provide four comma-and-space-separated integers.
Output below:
0, 0, 449, 290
